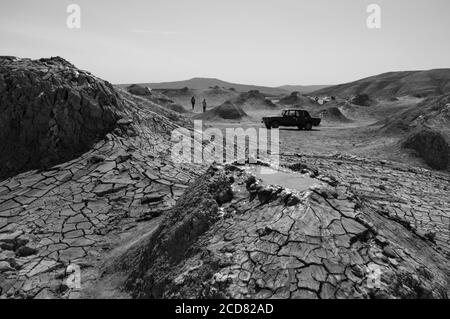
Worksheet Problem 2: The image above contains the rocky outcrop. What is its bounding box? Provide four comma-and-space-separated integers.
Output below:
0, 56, 125, 179
127, 84, 152, 96
402, 129, 449, 169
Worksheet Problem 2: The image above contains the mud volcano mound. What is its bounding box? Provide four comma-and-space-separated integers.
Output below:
350, 94, 371, 106
279, 91, 314, 106
203, 86, 239, 101
207, 85, 228, 93
231, 90, 277, 111
194, 101, 248, 121
127, 84, 151, 96
379, 94, 450, 136
157, 87, 192, 98
0, 56, 125, 178
318, 106, 352, 123
126, 84, 181, 110
402, 129, 449, 169
165, 103, 188, 113
377, 94, 450, 169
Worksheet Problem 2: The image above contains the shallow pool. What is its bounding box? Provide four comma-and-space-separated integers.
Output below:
244, 165, 318, 192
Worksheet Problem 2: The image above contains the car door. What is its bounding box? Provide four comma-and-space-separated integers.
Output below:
282, 110, 291, 126
287, 110, 297, 126
296, 111, 305, 126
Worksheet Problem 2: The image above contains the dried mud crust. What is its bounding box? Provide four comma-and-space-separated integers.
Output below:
0, 61, 204, 298
0, 113, 225, 300
281, 153, 450, 257
122, 162, 449, 299
0, 57, 127, 178
0, 131, 206, 298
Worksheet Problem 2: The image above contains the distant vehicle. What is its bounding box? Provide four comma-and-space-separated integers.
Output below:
262, 109, 321, 130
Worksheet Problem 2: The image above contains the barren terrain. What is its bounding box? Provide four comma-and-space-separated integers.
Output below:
0, 57, 448, 299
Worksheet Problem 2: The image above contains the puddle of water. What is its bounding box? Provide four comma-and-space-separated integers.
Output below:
244, 165, 317, 192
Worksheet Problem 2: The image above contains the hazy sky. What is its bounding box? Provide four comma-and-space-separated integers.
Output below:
1, 0, 449, 86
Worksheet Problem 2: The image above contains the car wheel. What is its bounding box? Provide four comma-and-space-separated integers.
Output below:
305, 123, 312, 131
271, 121, 279, 129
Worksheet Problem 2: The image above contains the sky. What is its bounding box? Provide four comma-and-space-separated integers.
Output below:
0, 0, 449, 86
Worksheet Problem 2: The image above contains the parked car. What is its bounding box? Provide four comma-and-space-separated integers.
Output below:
262, 109, 321, 130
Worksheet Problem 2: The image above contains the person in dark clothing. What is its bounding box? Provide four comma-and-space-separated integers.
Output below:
202, 99, 207, 113
191, 96, 196, 110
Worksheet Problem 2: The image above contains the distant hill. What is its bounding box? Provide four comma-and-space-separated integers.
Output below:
277, 84, 330, 94
312, 69, 450, 98
153, 86, 239, 109
118, 77, 289, 96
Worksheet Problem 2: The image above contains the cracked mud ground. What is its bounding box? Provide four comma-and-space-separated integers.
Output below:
117, 161, 449, 299
0, 57, 449, 299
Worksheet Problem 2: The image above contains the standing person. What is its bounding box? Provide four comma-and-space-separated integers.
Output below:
191, 96, 196, 110
202, 98, 207, 113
